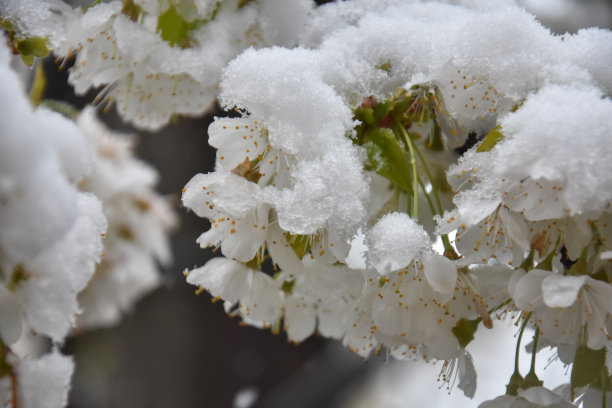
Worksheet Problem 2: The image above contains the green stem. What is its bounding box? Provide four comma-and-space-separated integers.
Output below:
411, 141, 457, 253
412, 142, 444, 216
393, 117, 418, 219
515, 312, 532, 373
417, 175, 437, 217
529, 327, 540, 374
441, 234, 453, 251
603, 365, 607, 408
488, 298, 512, 315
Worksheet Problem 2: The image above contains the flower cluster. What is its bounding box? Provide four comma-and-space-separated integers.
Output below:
0, 41, 106, 406
2, 0, 612, 406
2, 0, 313, 130
0, 39, 176, 406
180, 0, 612, 405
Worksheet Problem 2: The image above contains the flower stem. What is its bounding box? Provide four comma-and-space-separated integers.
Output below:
488, 298, 512, 315
411, 141, 456, 254
412, 142, 444, 216
417, 175, 437, 217
393, 117, 418, 219
515, 312, 532, 374
529, 327, 540, 374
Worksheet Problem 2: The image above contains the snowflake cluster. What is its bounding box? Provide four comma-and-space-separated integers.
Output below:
2, 0, 612, 406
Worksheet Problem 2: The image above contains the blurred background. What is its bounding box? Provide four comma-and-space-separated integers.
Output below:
32, 0, 612, 406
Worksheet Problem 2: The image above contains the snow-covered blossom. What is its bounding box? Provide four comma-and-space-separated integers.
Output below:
0, 351, 74, 408
180, 0, 612, 403
4, 0, 612, 405
2, 0, 313, 130
0, 41, 106, 407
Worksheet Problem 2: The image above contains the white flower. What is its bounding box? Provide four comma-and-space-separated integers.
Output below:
274, 251, 366, 342
437, 348, 477, 398
445, 204, 529, 266
0, 42, 107, 342
479, 387, 576, 408
366, 214, 457, 301
577, 385, 612, 408
186, 257, 282, 326
182, 172, 269, 262
513, 269, 612, 349
0, 351, 74, 408
48, 0, 312, 130
365, 212, 431, 275
208, 116, 294, 187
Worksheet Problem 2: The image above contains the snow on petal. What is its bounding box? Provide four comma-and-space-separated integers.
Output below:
366, 212, 430, 275
17, 352, 74, 408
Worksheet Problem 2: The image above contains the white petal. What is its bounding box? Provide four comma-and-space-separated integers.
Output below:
182, 173, 220, 218
478, 395, 515, 408
185, 257, 250, 303
422, 251, 457, 301
512, 269, 548, 310
284, 296, 316, 342
458, 350, 477, 399
21, 193, 106, 341
518, 386, 573, 406
541, 274, 588, 308
240, 271, 281, 324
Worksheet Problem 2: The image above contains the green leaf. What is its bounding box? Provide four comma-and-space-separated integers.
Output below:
476, 126, 504, 152
0, 18, 16, 32
372, 100, 394, 124
281, 280, 295, 294
157, 1, 222, 48
1, 17, 50, 66
364, 128, 413, 194
567, 246, 588, 276
16, 37, 49, 58
571, 344, 606, 390
452, 318, 480, 348
286, 234, 311, 260
354, 107, 374, 126
20, 54, 35, 67
376, 61, 391, 72
121, 0, 143, 21
157, 5, 192, 47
